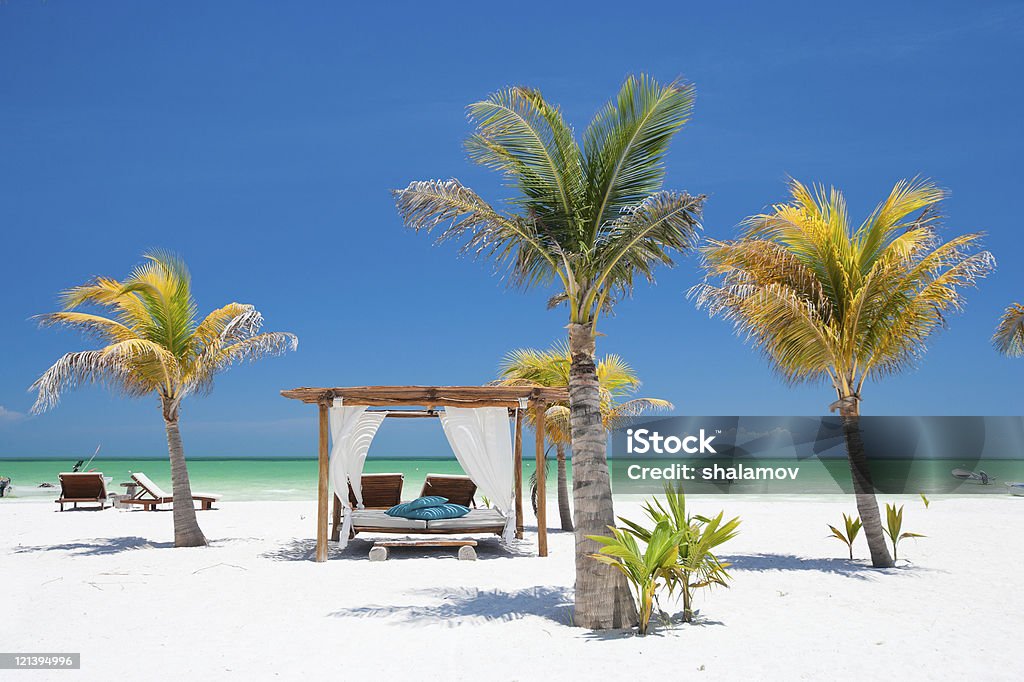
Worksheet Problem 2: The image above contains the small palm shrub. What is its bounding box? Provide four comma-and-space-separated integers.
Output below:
884, 503, 925, 561
588, 520, 683, 635
618, 487, 741, 623
827, 513, 862, 560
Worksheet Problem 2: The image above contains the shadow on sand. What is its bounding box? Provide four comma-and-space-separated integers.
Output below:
12, 536, 174, 556
327, 585, 573, 626
723, 552, 934, 579
261, 537, 537, 562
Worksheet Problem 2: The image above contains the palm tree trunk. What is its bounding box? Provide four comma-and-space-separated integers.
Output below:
556, 443, 573, 532
161, 398, 207, 548
568, 322, 638, 629
838, 399, 892, 568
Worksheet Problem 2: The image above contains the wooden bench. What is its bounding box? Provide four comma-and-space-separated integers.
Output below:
369, 539, 477, 561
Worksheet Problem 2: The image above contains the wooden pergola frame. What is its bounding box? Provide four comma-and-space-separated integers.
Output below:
280, 385, 569, 562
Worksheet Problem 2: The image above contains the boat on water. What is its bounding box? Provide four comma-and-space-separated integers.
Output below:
1005, 482, 1024, 497
952, 468, 995, 484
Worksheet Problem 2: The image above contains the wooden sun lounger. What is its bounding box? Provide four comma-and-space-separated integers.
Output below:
119, 472, 221, 511
420, 474, 477, 507
331, 473, 404, 542
55, 472, 109, 511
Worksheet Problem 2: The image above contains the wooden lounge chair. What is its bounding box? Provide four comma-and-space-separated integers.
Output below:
55, 472, 109, 511
420, 474, 476, 507
331, 473, 404, 541
119, 472, 221, 511
348, 472, 405, 509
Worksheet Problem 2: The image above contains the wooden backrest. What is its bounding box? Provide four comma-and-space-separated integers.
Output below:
420, 474, 476, 507
348, 473, 404, 509
58, 472, 107, 499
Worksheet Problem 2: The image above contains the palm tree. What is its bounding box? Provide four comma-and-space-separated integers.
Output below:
30, 251, 297, 547
993, 304, 1024, 356
495, 343, 673, 532
693, 178, 993, 567
393, 75, 703, 628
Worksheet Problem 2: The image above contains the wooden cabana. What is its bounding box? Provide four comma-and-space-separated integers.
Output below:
280, 385, 569, 562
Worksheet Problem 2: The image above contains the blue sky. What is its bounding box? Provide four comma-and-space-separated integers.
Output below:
1, 1, 1022, 459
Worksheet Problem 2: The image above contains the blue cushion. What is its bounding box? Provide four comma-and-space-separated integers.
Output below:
386, 496, 449, 517
389, 503, 470, 520
386, 502, 413, 517
406, 495, 448, 510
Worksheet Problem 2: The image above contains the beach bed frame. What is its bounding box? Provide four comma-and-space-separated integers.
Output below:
369, 539, 478, 561
331, 473, 503, 543
281, 385, 569, 562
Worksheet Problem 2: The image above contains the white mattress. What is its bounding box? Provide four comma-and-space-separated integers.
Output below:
349, 508, 506, 531
350, 510, 427, 530
426, 508, 506, 531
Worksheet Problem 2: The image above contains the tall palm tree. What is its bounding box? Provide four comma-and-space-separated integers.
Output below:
393, 75, 703, 628
496, 344, 673, 531
993, 304, 1024, 356
30, 251, 297, 547
693, 178, 993, 567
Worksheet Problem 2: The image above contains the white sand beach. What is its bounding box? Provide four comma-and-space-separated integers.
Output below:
2, 495, 1022, 681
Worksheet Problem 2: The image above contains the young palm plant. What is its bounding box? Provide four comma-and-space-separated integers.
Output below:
495, 343, 672, 532
30, 251, 297, 547
693, 179, 993, 567
588, 520, 684, 635
884, 503, 925, 561
828, 513, 862, 560
619, 487, 740, 623
394, 75, 704, 628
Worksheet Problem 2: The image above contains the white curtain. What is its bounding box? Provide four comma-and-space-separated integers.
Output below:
329, 398, 387, 548
439, 406, 516, 542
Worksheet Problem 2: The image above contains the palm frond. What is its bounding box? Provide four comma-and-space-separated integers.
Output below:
60, 276, 154, 332
588, 191, 704, 315
29, 350, 151, 413
582, 75, 696, 240
192, 303, 261, 351
187, 332, 298, 395
605, 398, 674, 430
35, 311, 141, 345
392, 179, 563, 290
854, 178, 945, 271
595, 354, 641, 395
122, 251, 198, 356
465, 86, 584, 229
994, 303, 1024, 357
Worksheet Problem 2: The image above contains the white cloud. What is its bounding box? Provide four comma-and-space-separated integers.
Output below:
0, 406, 26, 423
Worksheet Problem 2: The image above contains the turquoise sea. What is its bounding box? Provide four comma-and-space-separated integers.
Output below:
2, 456, 1021, 501
0, 458, 542, 502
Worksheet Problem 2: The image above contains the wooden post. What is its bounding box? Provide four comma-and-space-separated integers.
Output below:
534, 401, 547, 557
514, 408, 524, 539
331, 494, 342, 542
316, 401, 330, 562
